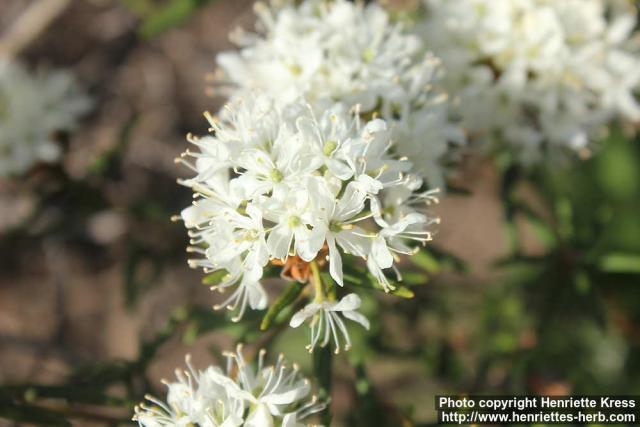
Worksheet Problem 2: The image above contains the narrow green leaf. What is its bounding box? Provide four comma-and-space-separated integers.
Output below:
599, 253, 640, 274
409, 249, 440, 273
390, 286, 414, 298
401, 271, 429, 286
260, 281, 306, 331
574, 270, 591, 294
555, 197, 574, 240
341, 256, 415, 297
139, 0, 215, 38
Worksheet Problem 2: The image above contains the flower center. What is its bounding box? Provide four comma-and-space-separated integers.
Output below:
270, 168, 284, 183
289, 64, 303, 76
323, 140, 337, 156
243, 229, 259, 241
288, 215, 301, 228
362, 47, 375, 63
329, 220, 343, 233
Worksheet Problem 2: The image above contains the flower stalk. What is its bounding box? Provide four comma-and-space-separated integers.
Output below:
310, 260, 324, 303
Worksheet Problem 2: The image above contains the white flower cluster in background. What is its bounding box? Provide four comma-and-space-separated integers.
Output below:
179, 94, 438, 351
134, 346, 326, 426
417, 0, 640, 164
216, 0, 464, 187
0, 59, 91, 177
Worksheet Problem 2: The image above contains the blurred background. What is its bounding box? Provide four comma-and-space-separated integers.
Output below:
1, 1, 640, 426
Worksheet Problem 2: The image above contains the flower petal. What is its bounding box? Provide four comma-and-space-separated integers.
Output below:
327, 235, 344, 286
260, 381, 310, 405
244, 404, 274, 427
290, 303, 321, 328
267, 225, 294, 260
343, 310, 370, 330
329, 293, 362, 312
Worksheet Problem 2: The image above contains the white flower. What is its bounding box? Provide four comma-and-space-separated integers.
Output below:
0, 59, 91, 177
215, 0, 464, 186
417, 0, 640, 163
290, 293, 370, 353
179, 94, 439, 323
261, 190, 317, 262
133, 346, 325, 427
306, 177, 371, 288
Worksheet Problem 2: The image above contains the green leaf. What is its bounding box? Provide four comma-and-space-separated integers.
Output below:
343, 270, 414, 298
599, 253, 640, 274
341, 257, 415, 298
595, 130, 640, 201
527, 215, 557, 250
410, 247, 468, 273
555, 197, 574, 240
401, 271, 429, 286
139, 0, 213, 38
409, 249, 440, 273
120, 0, 219, 38
512, 200, 557, 250
390, 286, 415, 298
260, 281, 307, 331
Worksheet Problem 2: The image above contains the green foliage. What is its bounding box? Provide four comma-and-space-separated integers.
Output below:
120, 0, 219, 38
489, 129, 640, 393
260, 280, 307, 331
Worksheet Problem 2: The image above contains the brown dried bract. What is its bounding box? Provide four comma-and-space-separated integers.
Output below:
271, 247, 328, 283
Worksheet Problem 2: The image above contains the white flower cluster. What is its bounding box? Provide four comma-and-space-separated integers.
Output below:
418, 0, 640, 163
216, 0, 464, 187
0, 59, 91, 177
179, 94, 438, 351
134, 346, 326, 426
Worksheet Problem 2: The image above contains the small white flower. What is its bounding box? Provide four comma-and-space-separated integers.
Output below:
134, 346, 326, 427
290, 293, 370, 353
296, 104, 357, 180
261, 189, 317, 262
0, 59, 91, 177
306, 177, 371, 287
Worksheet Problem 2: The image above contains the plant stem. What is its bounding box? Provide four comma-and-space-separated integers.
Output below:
310, 260, 324, 302
309, 260, 332, 424
313, 344, 333, 425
